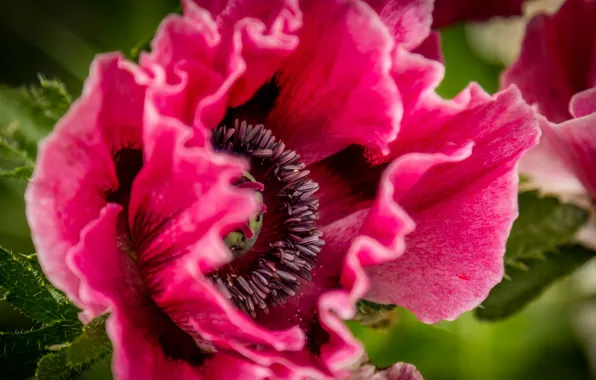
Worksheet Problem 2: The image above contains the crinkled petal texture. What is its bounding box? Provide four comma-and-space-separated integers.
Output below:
502, 0, 596, 198
25, 54, 277, 380
356, 52, 539, 323
133, 0, 539, 377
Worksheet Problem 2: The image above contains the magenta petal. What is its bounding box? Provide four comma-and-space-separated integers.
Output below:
571, 87, 596, 118
366, 157, 513, 322
25, 53, 146, 309
70, 205, 268, 380
366, 87, 540, 322
519, 115, 586, 195
542, 112, 596, 198
365, 0, 434, 50
140, 9, 230, 131
432, 0, 524, 29
183, 0, 303, 107
502, 0, 596, 123
264, 0, 401, 164
69, 205, 202, 380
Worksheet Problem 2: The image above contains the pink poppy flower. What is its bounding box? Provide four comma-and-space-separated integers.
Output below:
502, 0, 596, 199
127, 0, 536, 377
26, 0, 539, 379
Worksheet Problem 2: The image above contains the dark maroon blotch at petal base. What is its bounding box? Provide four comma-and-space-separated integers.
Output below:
432, 0, 525, 28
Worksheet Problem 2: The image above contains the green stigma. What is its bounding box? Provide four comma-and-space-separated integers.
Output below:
224, 172, 264, 257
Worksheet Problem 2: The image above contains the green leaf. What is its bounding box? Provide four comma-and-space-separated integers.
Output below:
36, 337, 112, 380
0, 77, 71, 180
0, 322, 81, 379
0, 248, 80, 324
0, 165, 34, 180
36, 350, 91, 380
29, 76, 72, 126
67, 315, 111, 366
0, 77, 71, 139
505, 191, 589, 269
476, 244, 596, 321
354, 300, 398, 329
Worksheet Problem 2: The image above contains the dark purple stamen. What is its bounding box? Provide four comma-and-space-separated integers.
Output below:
210, 120, 324, 318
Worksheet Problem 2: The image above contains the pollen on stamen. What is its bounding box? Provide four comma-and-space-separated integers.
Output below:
210, 119, 324, 318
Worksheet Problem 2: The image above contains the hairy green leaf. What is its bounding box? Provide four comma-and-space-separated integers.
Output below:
36, 350, 91, 380
505, 191, 589, 269
30, 76, 72, 126
67, 314, 111, 366
0, 248, 79, 324
0, 322, 80, 379
0, 77, 71, 181
354, 300, 398, 329
477, 244, 596, 321
0, 77, 70, 139
0, 165, 34, 180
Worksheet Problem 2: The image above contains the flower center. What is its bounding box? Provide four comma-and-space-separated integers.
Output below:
210, 119, 324, 318
223, 172, 264, 257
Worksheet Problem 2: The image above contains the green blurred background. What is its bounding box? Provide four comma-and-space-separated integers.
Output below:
0, 1, 594, 379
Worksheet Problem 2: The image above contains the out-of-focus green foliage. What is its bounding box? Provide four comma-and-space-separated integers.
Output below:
505, 192, 590, 269
476, 191, 593, 320
350, 285, 592, 380
437, 24, 502, 98
478, 244, 596, 320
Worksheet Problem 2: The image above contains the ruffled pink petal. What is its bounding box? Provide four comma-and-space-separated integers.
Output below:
69, 205, 203, 380
432, 0, 524, 29
364, 0, 434, 50
365, 87, 540, 322
264, 0, 400, 164
25, 53, 146, 310
519, 114, 586, 195
182, 0, 303, 107
143, 0, 302, 131
541, 112, 596, 198
501, 0, 596, 123
147, 0, 401, 166
139, 9, 231, 133
571, 87, 596, 118
69, 205, 271, 380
